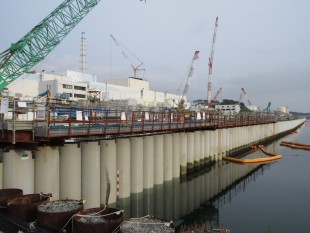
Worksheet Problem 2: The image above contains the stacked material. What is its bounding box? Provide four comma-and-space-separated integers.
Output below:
73, 207, 124, 233
120, 216, 174, 233
37, 199, 84, 232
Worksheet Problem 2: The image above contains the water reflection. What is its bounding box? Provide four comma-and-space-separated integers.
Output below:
118, 149, 274, 225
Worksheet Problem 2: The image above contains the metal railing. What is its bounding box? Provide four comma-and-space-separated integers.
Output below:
0, 99, 284, 141
33, 106, 276, 138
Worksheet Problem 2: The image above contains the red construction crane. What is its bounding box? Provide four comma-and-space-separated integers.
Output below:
110, 34, 145, 78
212, 87, 222, 102
240, 88, 252, 106
179, 50, 200, 109
207, 17, 219, 108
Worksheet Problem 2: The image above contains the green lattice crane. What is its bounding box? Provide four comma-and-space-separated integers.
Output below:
0, 0, 103, 90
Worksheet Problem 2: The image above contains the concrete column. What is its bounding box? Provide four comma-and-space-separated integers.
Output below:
180, 181, 187, 216
209, 131, 214, 162
214, 130, 219, 161
143, 136, 154, 189
180, 133, 187, 176
217, 129, 223, 161
187, 132, 194, 170
59, 143, 81, 200
172, 133, 180, 178
0, 162, 2, 189
154, 134, 164, 185
130, 137, 143, 194
194, 131, 201, 168
143, 124, 155, 218
163, 134, 173, 181
34, 146, 60, 199
163, 180, 173, 220
3, 150, 34, 194
222, 128, 227, 158
117, 138, 131, 199
100, 139, 117, 206
81, 141, 100, 209
204, 131, 210, 164
172, 178, 180, 219
187, 178, 194, 213
200, 132, 205, 165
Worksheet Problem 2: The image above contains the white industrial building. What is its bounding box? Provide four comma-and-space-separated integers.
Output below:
6, 70, 183, 108
215, 104, 241, 115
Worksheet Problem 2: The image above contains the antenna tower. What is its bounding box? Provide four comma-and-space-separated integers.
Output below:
80, 32, 88, 73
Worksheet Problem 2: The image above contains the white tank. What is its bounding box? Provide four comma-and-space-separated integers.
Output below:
277, 106, 289, 113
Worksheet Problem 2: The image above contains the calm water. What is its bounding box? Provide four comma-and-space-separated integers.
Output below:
120, 121, 309, 233
218, 122, 310, 233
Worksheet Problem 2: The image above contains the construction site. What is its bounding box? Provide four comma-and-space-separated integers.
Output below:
0, 1, 305, 233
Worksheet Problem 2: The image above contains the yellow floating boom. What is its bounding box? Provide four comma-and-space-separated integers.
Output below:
280, 141, 310, 151
224, 146, 282, 164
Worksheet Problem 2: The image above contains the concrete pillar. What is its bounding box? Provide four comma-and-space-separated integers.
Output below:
180, 180, 187, 216
143, 136, 154, 189
154, 184, 164, 219
204, 131, 210, 164
81, 141, 100, 209
100, 139, 117, 206
214, 130, 219, 161
34, 146, 60, 199
180, 133, 187, 176
187, 178, 194, 213
0, 162, 2, 189
3, 150, 34, 194
59, 143, 81, 200
217, 129, 223, 161
163, 180, 173, 220
117, 138, 131, 199
187, 132, 194, 170
209, 131, 214, 162
172, 133, 180, 178
194, 131, 201, 168
172, 178, 180, 219
200, 132, 205, 165
154, 135, 164, 185
222, 129, 227, 158
143, 136, 155, 221
163, 134, 173, 181
130, 137, 143, 194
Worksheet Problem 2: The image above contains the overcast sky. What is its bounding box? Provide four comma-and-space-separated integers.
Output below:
1, 0, 309, 112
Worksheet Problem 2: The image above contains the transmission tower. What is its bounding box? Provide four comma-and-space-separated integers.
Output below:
80, 32, 88, 73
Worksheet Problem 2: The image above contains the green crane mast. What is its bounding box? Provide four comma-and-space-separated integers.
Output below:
0, 0, 102, 90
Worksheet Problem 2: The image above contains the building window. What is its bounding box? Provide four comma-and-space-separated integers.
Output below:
63, 84, 73, 89
74, 94, 86, 98
74, 86, 86, 91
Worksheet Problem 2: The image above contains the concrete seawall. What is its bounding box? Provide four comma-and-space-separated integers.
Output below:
0, 119, 305, 209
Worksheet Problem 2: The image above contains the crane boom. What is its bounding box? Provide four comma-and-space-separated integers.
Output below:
0, 0, 103, 91
207, 17, 219, 107
241, 88, 252, 105
212, 87, 222, 101
110, 34, 145, 78
179, 50, 200, 109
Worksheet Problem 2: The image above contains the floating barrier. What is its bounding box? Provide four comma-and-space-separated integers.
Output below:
73, 206, 124, 233
7, 193, 51, 222
280, 141, 310, 150
224, 146, 282, 164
